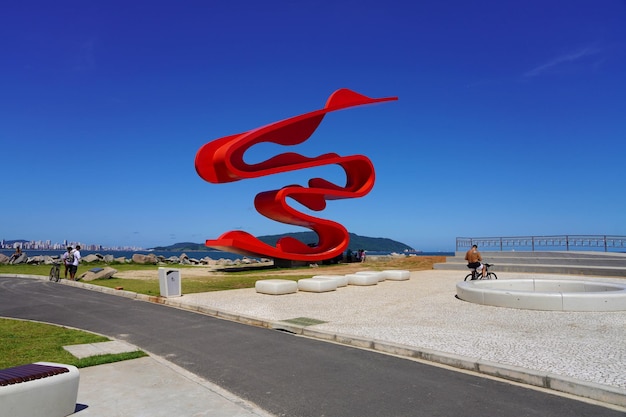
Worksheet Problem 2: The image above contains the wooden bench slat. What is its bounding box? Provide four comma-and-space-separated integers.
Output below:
0, 364, 69, 386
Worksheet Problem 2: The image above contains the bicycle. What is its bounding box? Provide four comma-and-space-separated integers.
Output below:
464, 263, 498, 281
49, 261, 61, 282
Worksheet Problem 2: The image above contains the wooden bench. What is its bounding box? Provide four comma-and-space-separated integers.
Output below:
0, 362, 79, 417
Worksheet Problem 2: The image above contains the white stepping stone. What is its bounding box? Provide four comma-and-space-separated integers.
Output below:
298, 278, 338, 293
312, 275, 349, 287
345, 273, 379, 286
255, 279, 298, 295
382, 270, 410, 281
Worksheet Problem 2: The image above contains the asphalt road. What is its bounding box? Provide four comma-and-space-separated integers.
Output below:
0, 277, 621, 417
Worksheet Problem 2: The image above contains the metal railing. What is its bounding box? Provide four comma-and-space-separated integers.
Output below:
456, 235, 626, 252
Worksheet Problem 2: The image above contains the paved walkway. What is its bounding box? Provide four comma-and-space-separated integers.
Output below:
75, 355, 274, 416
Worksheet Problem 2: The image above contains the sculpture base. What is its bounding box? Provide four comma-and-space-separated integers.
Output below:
273, 258, 309, 268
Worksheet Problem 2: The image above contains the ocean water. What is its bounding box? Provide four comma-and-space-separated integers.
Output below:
1, 249, 247, 261
1, 249, 453, 261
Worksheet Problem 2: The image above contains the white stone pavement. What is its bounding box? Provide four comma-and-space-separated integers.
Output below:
175, 270, 626, 399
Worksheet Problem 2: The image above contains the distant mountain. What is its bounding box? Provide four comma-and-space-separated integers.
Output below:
151, 233, 414, 253
150, 241, 207, 251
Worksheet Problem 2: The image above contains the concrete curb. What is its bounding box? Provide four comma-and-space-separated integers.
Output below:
9, 274, 626, 409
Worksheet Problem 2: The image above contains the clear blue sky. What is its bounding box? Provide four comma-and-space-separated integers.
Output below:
2, 1, 625, 251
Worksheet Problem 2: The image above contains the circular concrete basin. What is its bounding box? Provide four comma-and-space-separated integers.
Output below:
456, 279, 626, 311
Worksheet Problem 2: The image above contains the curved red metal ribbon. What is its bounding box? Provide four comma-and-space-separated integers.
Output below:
195, 89, 397, 261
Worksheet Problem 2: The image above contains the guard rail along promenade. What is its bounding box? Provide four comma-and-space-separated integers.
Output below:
435, 235, 626, 277
456, 234, 626, 253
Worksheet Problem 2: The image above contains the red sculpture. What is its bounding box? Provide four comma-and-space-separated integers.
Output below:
195, 89, 397, 261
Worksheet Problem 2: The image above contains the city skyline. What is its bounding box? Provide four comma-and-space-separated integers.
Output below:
0, 238, 145, 252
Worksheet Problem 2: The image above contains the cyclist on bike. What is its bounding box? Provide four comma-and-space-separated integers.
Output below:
465, 244, 485, 278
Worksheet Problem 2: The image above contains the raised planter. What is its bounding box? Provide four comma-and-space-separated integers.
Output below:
456, 279, 626, 311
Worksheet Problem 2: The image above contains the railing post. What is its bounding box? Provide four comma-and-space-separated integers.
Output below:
499, 237, 502, 252
532, 236, 535, 252
604, 235, 607, 252
566, 236, 569, 251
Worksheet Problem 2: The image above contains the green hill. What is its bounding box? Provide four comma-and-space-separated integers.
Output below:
151, 233, 413, 253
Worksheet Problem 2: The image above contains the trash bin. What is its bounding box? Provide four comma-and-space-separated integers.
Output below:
158, 267, 181, 297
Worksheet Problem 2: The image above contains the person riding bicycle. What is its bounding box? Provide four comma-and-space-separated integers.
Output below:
464, 244, 486, 278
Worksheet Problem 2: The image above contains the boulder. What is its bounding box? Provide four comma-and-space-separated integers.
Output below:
131, 253, 158, 264
202, 258, 219, 266
43, 256, 57, 265
81, 254, 101, 263
216, 258, 234, 266
9, 253, 27, 264
78, 267, 118, 282
26, 255, 45, 264
0, 254, 9, 264
103, 254, 115, 263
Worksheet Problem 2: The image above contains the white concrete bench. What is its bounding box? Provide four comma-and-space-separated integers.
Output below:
298, 278, 338, 293
0, 362, 79, 417
382, 270, 410, 281
311, 275, 349, 287
355, 271, 386, 282
345, 273, 379, 286
255, 279, 298, 295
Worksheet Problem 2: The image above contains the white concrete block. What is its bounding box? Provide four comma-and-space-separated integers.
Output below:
355, 271, 385, 282
346, 273, 379, 286
255, 279, 298, 295
312, 275, 349, 287
382, 270, 410, 281
298, 278, 337, 293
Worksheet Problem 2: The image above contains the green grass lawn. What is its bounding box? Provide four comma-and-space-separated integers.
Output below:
0, 262, 310, 295
0, 318, 146, 369
92, 273, 312, 295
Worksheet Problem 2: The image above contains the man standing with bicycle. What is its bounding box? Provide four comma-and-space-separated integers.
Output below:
69, 245, 81, 281
61, 246, 73, 279
465, 244, 485, 278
